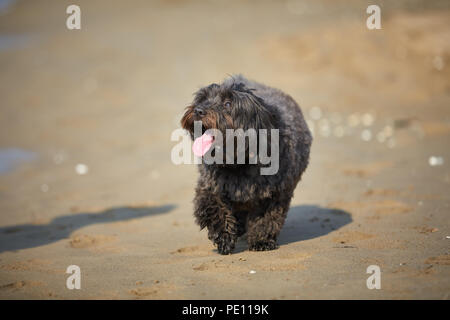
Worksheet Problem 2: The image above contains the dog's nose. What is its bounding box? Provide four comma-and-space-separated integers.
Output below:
194, 107, 206, 117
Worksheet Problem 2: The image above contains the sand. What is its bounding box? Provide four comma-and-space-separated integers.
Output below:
0, 0, 449, 299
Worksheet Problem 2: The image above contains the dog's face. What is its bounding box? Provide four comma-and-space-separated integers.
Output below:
181, 81, 276, 138
181, 81, 277, 163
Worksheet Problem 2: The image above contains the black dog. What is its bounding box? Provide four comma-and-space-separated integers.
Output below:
181, 75, 312, 254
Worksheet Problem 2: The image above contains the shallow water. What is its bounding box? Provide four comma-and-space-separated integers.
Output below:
0, 0, 34, 51
0, 34, 34, 51
0, 0, 15, 14
0, 148, 37, 174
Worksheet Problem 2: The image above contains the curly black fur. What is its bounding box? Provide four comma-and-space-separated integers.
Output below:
181, 75, 312, 254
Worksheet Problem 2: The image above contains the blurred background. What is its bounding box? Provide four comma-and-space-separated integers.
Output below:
0, 0, 449, 299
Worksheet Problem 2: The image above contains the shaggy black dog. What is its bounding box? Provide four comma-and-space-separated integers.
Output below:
181, 75, 312, 254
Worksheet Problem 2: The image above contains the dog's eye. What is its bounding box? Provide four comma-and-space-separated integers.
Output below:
224, 101, 231, 108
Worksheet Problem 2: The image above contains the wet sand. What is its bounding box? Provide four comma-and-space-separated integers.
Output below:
0, 0, 449, 299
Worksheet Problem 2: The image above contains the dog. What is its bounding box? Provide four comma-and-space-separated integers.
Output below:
181, 75, 312, 254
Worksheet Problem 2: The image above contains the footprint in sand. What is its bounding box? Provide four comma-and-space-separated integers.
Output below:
333, 231, 375, 244
341, 161, 393, 178
425, 255, 450, 266
329, 200, 412, 217
129, 287, 158, 297
128, 282, 178, 299
192, 251, 312, 273
0, 280, 44, 290
373, 200, 413, 215
0, 259, 53, 272
171, 245, 213, 257
69, 234, 122, 253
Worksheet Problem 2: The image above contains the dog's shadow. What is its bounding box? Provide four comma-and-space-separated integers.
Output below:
0, 204, 175, 253
233, 204, 352, 253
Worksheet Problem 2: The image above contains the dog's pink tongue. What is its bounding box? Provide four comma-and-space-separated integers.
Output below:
192, 133, 214, 157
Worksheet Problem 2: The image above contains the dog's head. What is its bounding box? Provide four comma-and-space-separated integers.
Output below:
181, 78, 278, 164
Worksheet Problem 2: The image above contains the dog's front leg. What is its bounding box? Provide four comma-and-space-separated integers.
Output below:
193, 192, 237, 255
247, 196, 291, 251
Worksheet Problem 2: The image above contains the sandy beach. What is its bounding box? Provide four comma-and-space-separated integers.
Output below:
0, 0, 449, 299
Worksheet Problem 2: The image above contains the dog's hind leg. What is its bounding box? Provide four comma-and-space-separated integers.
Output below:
246, 195, 291, 251
193, 192, 238, 255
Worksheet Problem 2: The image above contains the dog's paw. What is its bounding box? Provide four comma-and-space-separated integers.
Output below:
249, 240, 279, 251
215, 233, 236, 255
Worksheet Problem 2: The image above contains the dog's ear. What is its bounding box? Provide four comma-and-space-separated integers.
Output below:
231, 90, 277, 131
230, 89, 279, 165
